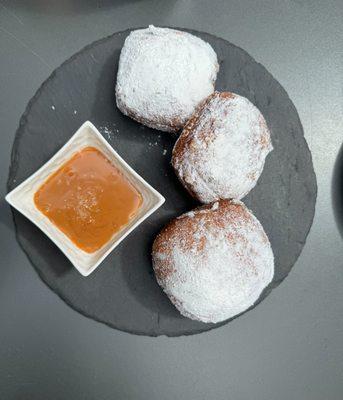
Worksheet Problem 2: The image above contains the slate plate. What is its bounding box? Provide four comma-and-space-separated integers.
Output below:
7, 28, 317, 336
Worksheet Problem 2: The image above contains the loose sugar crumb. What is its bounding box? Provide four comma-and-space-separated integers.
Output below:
99, 124, 119, 141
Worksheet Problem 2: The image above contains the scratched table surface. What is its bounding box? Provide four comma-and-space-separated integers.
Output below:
0, 1, 342, 399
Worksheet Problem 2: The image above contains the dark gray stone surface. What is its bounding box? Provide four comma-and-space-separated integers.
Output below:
7, 29, 316, 336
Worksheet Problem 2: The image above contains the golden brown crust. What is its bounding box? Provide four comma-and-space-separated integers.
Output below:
152, 199, 251, 282
172, 92, 234, 159
171, 91, 272, 203
171, 92, 237, 201
152, 198, 274, 323
257, 115, 271, 150
172, 92, 217, 161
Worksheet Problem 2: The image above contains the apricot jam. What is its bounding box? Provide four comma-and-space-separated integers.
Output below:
34, 146, 142, 253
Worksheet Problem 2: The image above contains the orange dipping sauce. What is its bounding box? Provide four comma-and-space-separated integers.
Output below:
34, 147, 143, 253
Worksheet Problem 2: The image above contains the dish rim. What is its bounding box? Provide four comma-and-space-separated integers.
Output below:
5, 120, 165, 276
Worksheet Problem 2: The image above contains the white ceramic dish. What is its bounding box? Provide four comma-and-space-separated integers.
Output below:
6, 121, 165, 276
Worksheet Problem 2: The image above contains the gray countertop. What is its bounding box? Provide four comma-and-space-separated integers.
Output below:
0, 1, 342, 399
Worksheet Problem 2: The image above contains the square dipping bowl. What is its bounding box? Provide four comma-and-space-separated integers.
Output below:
6, 121, 165, 276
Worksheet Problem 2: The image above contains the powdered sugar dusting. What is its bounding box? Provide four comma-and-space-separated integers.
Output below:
211, 201, 219, 210
152, 200, 274, 323
177, 210, 195, 219
172, 92, 273, 202
116, 26, 219, 132
99, 125, 119, 141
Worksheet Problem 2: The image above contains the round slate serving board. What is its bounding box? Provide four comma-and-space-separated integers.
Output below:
7, 28, 317, 336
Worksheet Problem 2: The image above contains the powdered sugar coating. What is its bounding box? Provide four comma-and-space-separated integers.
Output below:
172, 92, 273, 202
116, 26, 219, 133
152, 200, 274, 323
